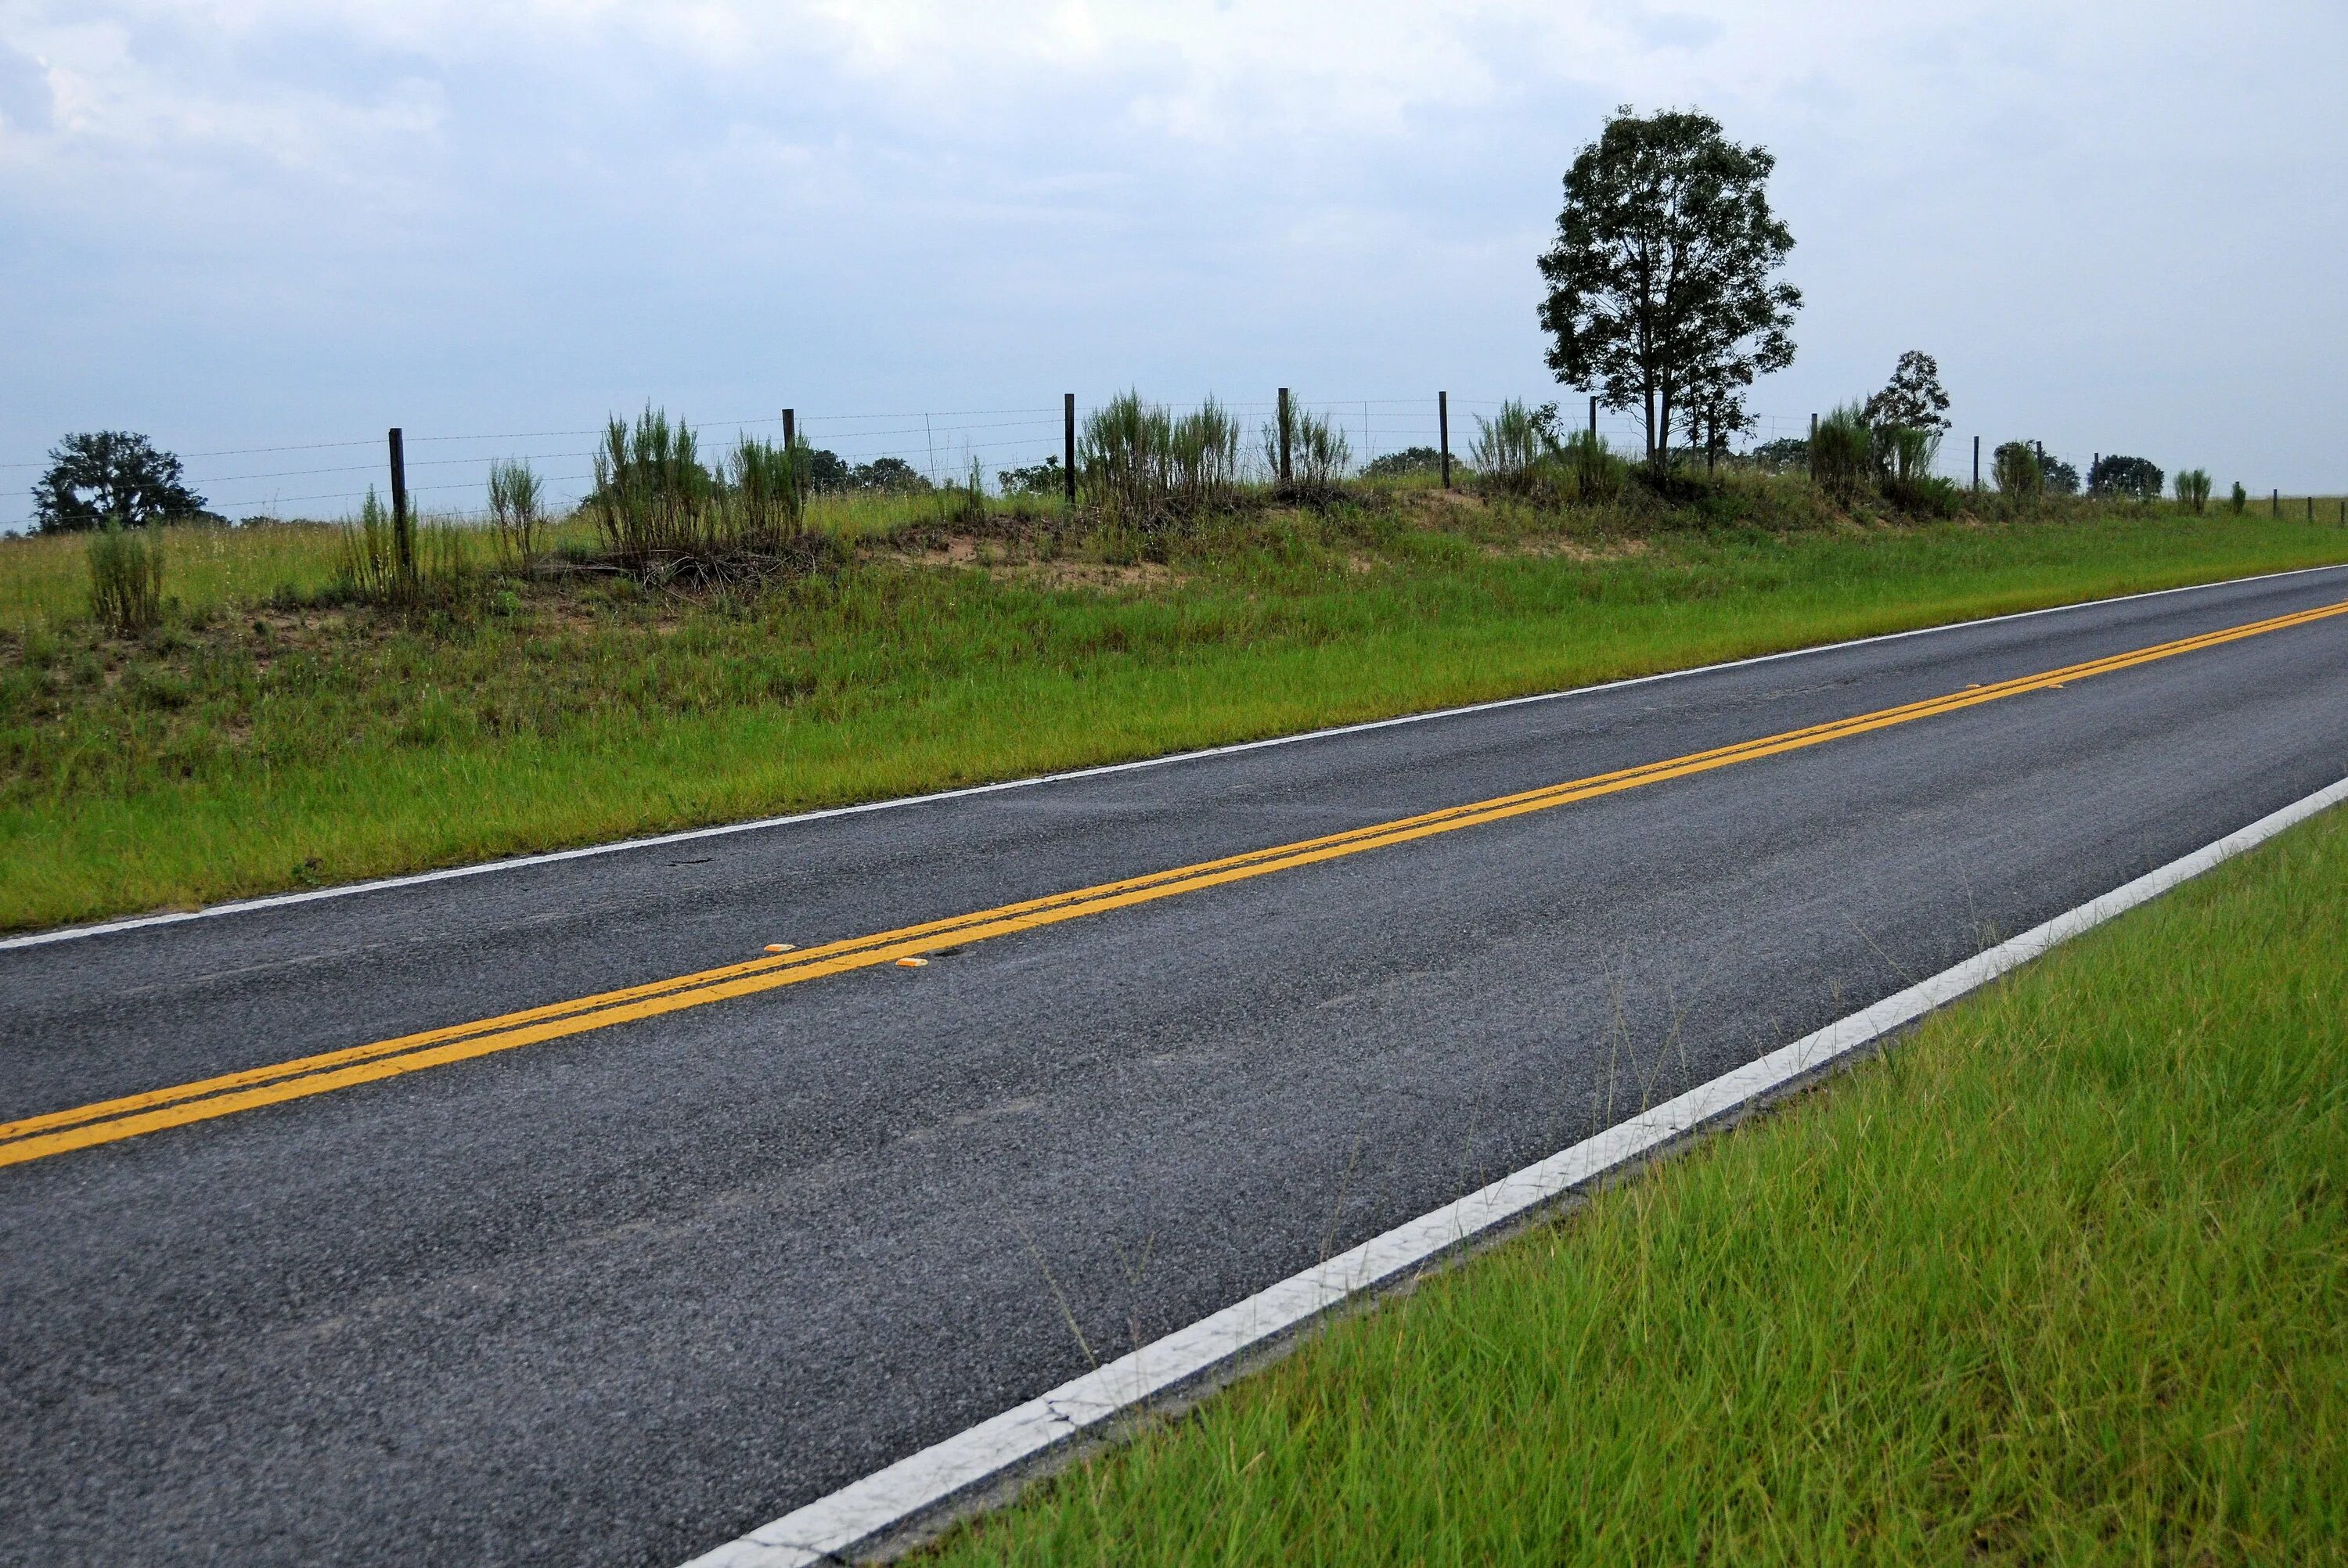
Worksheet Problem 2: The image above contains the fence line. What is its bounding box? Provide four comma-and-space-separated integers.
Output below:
0, 392, 2308, 528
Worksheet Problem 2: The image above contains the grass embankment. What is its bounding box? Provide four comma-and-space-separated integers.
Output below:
3, 498, 2346, 933
927, 802, 2348, 1566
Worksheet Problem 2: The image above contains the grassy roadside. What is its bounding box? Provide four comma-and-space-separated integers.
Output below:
5, 502, 2348, 933
924, 800, 2348, 1566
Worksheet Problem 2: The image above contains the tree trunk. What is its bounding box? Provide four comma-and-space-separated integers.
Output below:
1643, 383, 1657, 465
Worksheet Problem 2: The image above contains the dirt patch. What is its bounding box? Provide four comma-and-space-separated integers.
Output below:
1001, 558, 1180, 592
1481, 534, 1652, 563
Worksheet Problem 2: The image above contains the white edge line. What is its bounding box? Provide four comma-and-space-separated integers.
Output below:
678, 771, 2348, 1568
8, 559, 2343, 955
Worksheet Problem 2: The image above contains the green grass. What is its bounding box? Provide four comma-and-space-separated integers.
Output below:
4, 501, 2347, 933
924, 800, 2348, 1566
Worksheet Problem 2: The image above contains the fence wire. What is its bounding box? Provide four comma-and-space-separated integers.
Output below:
0, 395, 2292, 530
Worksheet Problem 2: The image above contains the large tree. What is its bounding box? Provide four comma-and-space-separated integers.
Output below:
31, 432, 207, 531
1538, 107, 1799, 470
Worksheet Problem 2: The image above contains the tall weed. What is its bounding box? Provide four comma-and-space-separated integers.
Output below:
337, 487, 402, 601
488, 459, 546, 564
2174, 469, 2213, 515
1262, 399, 1352, 499
1082, 393, 1246, 530
87, 522, 166, 635
1993, 441, 2044, 501
1470, 401, 1556, 496
1809, 405, 1873, 503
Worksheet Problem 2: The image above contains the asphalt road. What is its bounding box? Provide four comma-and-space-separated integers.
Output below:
5, 566, 2346, 1566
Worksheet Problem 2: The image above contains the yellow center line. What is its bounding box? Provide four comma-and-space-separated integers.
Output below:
6, 596, 2343, 1170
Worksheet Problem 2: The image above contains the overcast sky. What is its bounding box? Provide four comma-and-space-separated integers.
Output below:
2, 1, 2342, 523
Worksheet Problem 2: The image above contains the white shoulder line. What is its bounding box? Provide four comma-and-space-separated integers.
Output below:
679, 772, 2348, 1568
9, 561, 2342, 954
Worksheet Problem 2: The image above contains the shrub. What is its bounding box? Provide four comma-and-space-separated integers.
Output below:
87, 521, 166, 634
998, 456, 1065, 496
1360, 446, 1447, 480
2174, 469, 2213, 514
1992, 441, 2044, 500
1809, 404, 1873, 502
2230, 481, 2249, 516
849, 457, 931, 493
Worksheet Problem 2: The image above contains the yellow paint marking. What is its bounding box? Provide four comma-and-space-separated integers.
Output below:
6, 596, 2344, 1170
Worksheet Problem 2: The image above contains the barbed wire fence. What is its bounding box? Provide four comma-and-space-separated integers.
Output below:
0, 394, 2322, 531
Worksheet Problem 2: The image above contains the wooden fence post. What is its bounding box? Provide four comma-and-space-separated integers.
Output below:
1438, 391, 1451, 489
1278, 388, 1291, 484
782, 408, 795, 448
387, 427, 412, 583
1972, 435, 1981, 490
1063, 394, 1076, 506
1589, 396, 1597, 441
2273, 488, 2280, 517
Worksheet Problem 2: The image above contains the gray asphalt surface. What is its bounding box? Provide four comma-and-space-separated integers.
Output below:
4, 566, 2346, 1566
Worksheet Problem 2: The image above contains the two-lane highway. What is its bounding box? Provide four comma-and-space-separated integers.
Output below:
4, 566, 2346, 1565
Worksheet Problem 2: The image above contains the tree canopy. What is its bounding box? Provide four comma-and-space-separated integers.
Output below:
1862, 351, 1952, 432
32, 432, 209, 532
1538, 107, 1799, 470
2089, 454, 2164, 502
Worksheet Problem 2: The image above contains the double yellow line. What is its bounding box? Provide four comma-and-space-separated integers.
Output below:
6, 596, 2343, 1171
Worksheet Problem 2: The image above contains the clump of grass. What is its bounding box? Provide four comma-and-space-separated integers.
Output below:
1260, 399, 1352, 501
1876, 426, 1959, 516
488, 459, 546, 563
592, 406, 717, 565
86, 521, 166, 635
1808, 403, 1873, 502
1081, 393, 1245, 532
336, 487, 403, 602
1171, 401, 1244, 512
586, 407, 816, 578
2175, 469, 2212, 515
728, 433, 810, 542
947, 455, 989, 530
1470, 400, 1556, 496
1561, 427, 1630, 504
